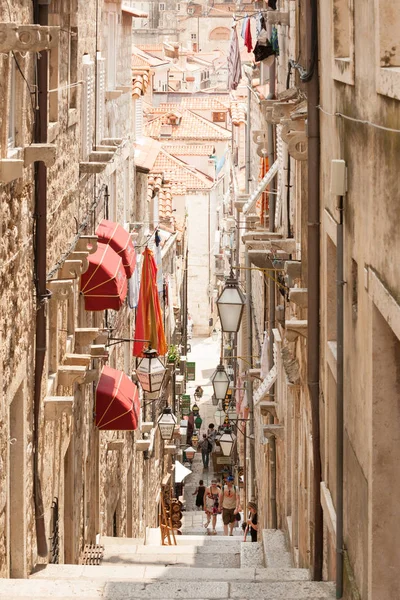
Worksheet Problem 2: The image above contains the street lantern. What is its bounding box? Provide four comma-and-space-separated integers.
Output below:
211, 363, 230, 401
216, 273, 246, 333
192, 403, 200, 416
211, 328, 218, 342
192, 432, 199, 446
157, 407, 177, 441
184, 446, 196, 461
214, 409, 226, 427
219, 428, 236, 457
227, 409, 238, 423
194, 415, 203, 429
136, 348, 166, 393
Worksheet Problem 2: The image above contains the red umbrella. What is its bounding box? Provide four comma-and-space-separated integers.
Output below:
133, 247, 167, 357
80, 242, 127, 311
96, 219, 137, 278
96, 366, 140, 430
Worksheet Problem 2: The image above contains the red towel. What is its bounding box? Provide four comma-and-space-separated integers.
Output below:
244, 17, 252, 53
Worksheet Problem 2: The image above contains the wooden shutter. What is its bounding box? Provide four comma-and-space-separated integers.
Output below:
96, 54, 106, 144
82, 59, 94, 160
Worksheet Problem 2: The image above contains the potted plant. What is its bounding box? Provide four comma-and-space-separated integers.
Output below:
167, 344, 180, 365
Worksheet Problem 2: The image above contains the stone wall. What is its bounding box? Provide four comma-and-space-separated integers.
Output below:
0, 0, 173, 577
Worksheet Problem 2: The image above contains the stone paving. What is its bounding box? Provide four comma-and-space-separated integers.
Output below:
0, 337, 336, 598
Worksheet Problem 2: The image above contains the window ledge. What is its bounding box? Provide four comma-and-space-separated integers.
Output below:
377, 67, 400, 101
67, 108, 78, 128
333, 57, 355, 86
106, 89, 123, 100
0, 158, 24, 184
48, 121, 60, 143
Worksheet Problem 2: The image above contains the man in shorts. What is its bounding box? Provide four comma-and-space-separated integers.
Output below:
219, 475, 240, 536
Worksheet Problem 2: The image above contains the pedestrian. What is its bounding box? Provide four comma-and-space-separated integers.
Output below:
193, 479, 206, 510
204, 479, 220, 534
246, 501, 258, 542
219, 475, 240, 536
207, 423, 217, 450
198, 433, 212, 469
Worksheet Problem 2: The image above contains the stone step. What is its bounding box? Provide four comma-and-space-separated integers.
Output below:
241, 541, 265, 568
103, 542, 241, 555
4, 577, 335, 598
263, 529, 292, 568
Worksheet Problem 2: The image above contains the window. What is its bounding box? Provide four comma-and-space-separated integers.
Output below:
108, 172, 117, 222
191, 33, 197, 40
375, 0, 400, 100
212, 111, 225, 123
177, 3, 180, 10
159, 2, 165, 10
69, 27, 78, 109
8, 57, 16, 150
188, 7, 194, 14
332, 0, 354, 85
123, 159, 130, 224
81, 56, 94, 160
96, 53, 106, 144
49, 46, 59, 124
107, 12, 117, 90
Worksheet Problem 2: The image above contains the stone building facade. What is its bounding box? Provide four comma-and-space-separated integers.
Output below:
227, 1, 400, 599
0, 0, 178, 578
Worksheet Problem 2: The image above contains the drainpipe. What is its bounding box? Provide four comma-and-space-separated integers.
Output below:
245, 85, 251, 195
245, 251, 255, 501
305, 0, 323, 581
267, 31, 278, 530
336, 193, 344, 598
33, 0, 50, 558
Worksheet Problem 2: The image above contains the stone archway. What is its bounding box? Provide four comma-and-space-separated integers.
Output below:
209, 27, 230, 41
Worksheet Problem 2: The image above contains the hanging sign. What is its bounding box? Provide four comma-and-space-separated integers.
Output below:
186, 362, 196, 381
181, 395, 191, 416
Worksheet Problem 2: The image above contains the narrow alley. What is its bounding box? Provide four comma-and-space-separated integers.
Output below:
0, 338, 334, 599
1, 2, 399, 599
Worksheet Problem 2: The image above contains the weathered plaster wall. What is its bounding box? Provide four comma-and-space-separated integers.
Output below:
319, 1, 400, 597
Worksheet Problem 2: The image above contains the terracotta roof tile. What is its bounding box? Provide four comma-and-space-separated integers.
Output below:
151, 148, 214, 195
132, 70, 150, 98
164, 144, 215, 156
144, 109, 231, 141
230, 100, 246, 126
132, 46, 170, 68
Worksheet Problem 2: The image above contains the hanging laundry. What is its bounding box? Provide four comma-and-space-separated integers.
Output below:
268, 0, 277, 9
256, 12, 266, 38
244, 16, 253, 52
271, 25, 280, 56
227, 26, 242, 90
253, 38, 275, 62
241, 15, 248, 40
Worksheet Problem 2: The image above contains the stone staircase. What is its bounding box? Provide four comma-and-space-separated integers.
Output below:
0, 511, 335, 599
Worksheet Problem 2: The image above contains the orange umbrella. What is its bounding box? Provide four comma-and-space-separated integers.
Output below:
133, 247, 167, 357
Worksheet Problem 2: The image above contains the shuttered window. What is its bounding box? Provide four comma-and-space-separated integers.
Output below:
81, 58, 94, 160
107, 12, 117, 90
96, 53, 106, 144
135, 97, 143, 139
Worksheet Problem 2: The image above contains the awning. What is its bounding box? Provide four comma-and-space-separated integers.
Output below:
96, 219, 136, 278
80, 242, 127, 311
96, 366, 140, 430
253, 364, 277, 406
242, 160, 279, 215
121, 3, 148, 17
174, 460, 192, 483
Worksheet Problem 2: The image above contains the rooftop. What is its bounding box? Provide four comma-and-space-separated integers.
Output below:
144, 109, 231, 141
151, 148, 214, 195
